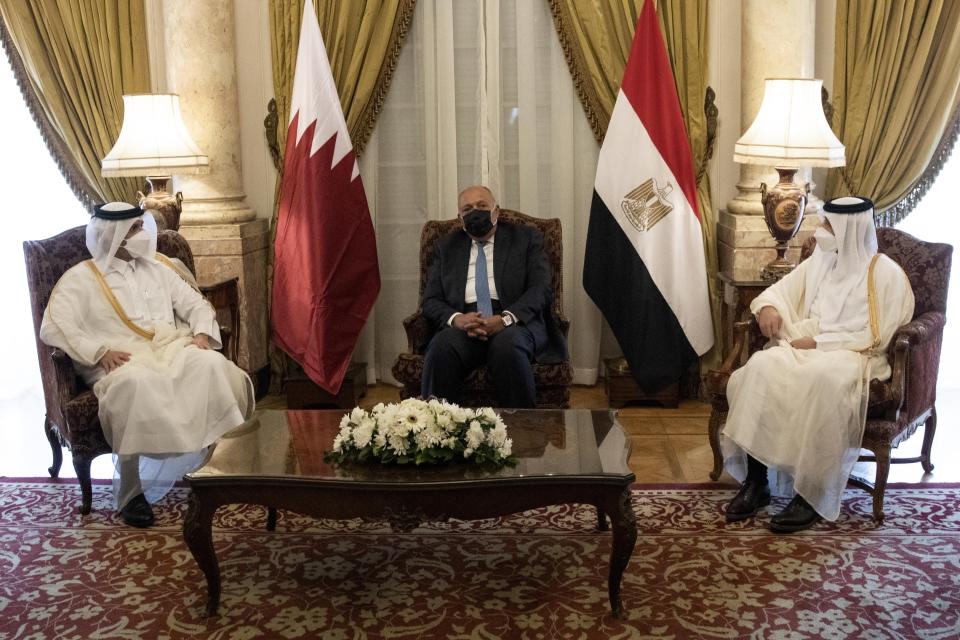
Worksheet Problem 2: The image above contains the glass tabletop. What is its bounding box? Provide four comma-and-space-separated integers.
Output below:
188, 409, 633, 483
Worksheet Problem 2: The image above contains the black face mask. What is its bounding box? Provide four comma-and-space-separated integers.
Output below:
462, 208, 495, 238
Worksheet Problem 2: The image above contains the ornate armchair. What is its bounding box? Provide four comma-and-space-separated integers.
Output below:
706, 227, 952, 522
392, 209, 574, 408
23, 225, 239, 515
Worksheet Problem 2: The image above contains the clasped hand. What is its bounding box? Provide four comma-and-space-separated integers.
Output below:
453, 312, 505, 341
757, 306, 815, 350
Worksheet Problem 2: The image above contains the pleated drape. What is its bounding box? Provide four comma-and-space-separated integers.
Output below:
268, 0, 417, 160
827, 0, 960, 225
548, 0, 720, 369
0, 0, 150, 208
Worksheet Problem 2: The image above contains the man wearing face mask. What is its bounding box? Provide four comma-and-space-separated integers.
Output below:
719, 196, 914, 532
40, 203, 254, 528
420, 185, 567, 407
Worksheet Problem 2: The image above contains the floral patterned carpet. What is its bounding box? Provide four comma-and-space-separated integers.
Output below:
1, 480, 958, 640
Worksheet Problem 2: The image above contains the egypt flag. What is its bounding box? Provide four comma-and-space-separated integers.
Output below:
272, 0, 380, 394
583, 0, 713, 390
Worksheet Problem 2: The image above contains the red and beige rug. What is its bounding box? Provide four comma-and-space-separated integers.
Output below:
1, 479, 958, 639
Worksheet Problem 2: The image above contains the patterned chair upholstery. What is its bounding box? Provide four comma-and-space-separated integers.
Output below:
705, 227, 952, 522
23, 225, 239, 515
392, 210, 574, 408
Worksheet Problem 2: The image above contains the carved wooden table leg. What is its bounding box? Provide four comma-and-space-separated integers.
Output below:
183, 491, 221, 616
606, 487, 637, 619
708, 404, 726, 481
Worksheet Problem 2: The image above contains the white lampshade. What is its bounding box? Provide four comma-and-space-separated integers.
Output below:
734, 78, 845, 168
101, 94, 209, 177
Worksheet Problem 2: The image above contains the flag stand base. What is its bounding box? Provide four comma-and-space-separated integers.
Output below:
285, 361, 368, 410
603, 358, 680, 408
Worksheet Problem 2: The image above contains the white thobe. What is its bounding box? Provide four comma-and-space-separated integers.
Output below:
40, 255, 254, 461
722, 255, 914, 520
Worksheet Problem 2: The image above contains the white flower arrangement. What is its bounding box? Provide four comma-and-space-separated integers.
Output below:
324, 398, 515, 469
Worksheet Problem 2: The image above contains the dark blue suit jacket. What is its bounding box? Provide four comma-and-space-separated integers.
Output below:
420, 221, 567, 363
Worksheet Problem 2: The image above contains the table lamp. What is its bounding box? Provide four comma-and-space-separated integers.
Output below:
101, 94, 209, 230
734, 78, 845, 281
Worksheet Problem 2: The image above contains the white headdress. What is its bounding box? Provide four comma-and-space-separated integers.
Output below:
803, 196, 878, 332
86, 203, 158, 271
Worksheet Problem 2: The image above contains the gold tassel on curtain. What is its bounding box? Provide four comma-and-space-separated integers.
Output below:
827, 0, 960, 226
548, 0, 722, 372
0, 0, 149, 208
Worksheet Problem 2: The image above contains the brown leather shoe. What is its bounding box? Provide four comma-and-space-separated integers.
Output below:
120, 493, 155, 528
769, 494, 821, 533
725, 480, 771, 522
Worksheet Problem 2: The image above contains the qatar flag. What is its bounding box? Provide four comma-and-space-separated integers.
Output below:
272, 0, 380, 394
583, 0, 713, 390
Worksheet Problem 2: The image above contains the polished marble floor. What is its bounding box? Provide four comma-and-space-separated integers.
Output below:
6, 382, 956, 486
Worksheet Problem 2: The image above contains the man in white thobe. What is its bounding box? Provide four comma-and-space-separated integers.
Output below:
40, 203, 254, 527
722, 196, 914, 532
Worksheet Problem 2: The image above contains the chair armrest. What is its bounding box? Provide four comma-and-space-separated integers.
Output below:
885, 311, 946, 420
200, 277, 240, 364
705, 318, 759, 397
402, 311, 432, 354
50, 347, 80, 407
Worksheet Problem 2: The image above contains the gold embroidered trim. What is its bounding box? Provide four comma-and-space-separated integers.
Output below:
83, 260, 155, 340
866, 254, 881, 349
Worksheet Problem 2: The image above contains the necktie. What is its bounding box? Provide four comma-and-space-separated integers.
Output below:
475, 241, 493, 317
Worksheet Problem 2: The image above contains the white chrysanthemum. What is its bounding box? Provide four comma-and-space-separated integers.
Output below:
487, 424, 508, 449
353, 418, 375, 449
466, 422, 485, 449
350, 407, 367, 423
441, 437, 457, 449
463, 447, 474, 458
388, 432, 410, 455
374, 431, 387, 450
480, 407, 497, 422
497, 437, 513, 457
333, 432, 345, 452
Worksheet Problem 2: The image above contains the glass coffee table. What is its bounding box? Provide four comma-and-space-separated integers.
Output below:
183, 409, 637, 618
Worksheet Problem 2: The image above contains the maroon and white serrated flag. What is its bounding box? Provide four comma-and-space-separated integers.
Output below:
272, 0, 380, 394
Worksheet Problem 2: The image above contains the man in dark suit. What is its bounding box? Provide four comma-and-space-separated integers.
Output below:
420, 185, 567, 407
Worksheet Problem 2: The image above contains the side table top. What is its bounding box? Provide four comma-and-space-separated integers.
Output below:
187, 409, 634, 486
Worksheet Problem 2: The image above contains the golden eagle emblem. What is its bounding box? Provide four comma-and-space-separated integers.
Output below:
621, 178, 674, 232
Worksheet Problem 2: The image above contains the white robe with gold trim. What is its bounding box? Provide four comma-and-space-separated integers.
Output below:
722, 255, 914, 520
40, 256, 254, 458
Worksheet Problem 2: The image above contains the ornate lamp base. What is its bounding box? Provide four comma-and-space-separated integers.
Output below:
137, 175, 184, 231
760, 168, 809, 282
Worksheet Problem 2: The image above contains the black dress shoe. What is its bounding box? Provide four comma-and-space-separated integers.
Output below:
120, 493, 155, 528
769, 494, 821, 533
725, 481, 771, 522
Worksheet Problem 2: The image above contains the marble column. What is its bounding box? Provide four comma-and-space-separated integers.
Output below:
160, 0, 269, 374
720, 0, 822, 280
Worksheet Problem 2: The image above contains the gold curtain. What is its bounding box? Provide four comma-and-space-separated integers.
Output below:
549, 0, 721, 369
827, 0, 960, 225
0, 0, 149, 208
269, 0, 417, 160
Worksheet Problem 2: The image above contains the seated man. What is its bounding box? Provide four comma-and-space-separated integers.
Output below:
40, 203, 254, 528
722, 196, 914, 532
420, 185, 567, 407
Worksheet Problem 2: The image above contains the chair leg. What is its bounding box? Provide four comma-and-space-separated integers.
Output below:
266, 507, 277, 532
596, 507, 608, 531
73, 454, 93, 516
708, 406, 725, 481
921, 408, 937, 473
45, 417, 63, 478
872, 447, 891, 525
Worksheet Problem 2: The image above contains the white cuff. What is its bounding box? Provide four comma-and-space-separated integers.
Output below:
447, 312, 462, 326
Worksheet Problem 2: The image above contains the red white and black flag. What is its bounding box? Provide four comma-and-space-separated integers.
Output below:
583, 0, 713, 389
272, 0, 380, 394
